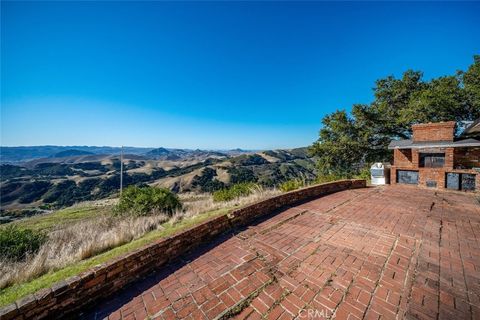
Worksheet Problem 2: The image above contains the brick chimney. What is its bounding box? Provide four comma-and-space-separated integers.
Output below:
412, 121, 456, 142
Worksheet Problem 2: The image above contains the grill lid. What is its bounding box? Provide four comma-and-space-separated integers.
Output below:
370, 168, 385, 177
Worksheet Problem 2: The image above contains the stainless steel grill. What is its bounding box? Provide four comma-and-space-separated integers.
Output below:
370, 163, 390, 185
370, 168, 384, 177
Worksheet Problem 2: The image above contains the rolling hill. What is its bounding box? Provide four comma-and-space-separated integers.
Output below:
0, 147, 316, 221
50, 149, 95, 158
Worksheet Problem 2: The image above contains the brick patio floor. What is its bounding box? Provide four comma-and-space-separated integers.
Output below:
86, 185, 480, 320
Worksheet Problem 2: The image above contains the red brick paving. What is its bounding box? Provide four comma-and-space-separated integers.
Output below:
88, 186, 480, 319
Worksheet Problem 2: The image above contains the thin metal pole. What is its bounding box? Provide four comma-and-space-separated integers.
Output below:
120, 146, 124, 196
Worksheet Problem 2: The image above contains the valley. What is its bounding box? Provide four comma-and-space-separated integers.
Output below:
0, 146, 316, 222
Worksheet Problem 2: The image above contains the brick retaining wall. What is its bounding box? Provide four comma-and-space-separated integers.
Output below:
0, 179, 366, 320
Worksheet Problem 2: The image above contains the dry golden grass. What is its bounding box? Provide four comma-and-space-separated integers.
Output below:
0, 186, 281, 290
179, 185, 281, 217
0, 214, 169, 289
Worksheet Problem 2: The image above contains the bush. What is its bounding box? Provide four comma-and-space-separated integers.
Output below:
114, 186, 182, 216
279, 179, 305, 192
0, 225, 47, 261
212, 183, 257, 202
316, 174, 347, 184
354, 166, 371, 182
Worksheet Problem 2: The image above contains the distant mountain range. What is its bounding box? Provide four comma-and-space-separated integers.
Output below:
144, 148, 229, 161
50, 150, 95, 158
0, 146, 316, 219
0, 146, 253, 164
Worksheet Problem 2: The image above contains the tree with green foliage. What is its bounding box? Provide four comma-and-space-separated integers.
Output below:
310, 56, 480, 176
227, 167, 257, 184
18, 181, 52, 204
114, 186, 182, 216
212, 183, 258, 202
278, 179, 305, 192
0, 225, 47, 261
42, 180, 79, 207
191, 168, 225, 192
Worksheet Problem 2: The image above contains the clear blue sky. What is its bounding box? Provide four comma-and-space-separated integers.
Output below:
1, 1, 479, 149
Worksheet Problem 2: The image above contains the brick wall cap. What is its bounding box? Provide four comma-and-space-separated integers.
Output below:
0, 303, 18, 318
165, 215, 229, 241
16, 294, 35, 307
65, 275, 82, 289
153, 236, 172, 246
231, 179, 355, 215
51, 280, 69, 297
34, 288, 53, 301
16, 294, 37, 313
79, 271, 95, 284
412, 121, 456, 128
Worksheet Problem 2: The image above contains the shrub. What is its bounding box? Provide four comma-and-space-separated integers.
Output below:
0, 225, 47, 261
279, 179, 305, 192
354, 166, 371, 182
212, 183, 257, 202
316, 174, 347, 184
114, 186, 182, 216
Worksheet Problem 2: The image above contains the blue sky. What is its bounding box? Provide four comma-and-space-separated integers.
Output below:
1, 1, 479, 149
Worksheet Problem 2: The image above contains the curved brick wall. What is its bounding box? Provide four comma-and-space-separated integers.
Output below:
0, 179, 366, 320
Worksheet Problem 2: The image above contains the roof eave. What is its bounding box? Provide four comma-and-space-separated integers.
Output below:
461, 118, 480, 137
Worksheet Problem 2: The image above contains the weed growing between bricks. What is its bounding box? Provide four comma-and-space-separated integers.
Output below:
221, 230, 283, 318
218, 277, 277, 319
263, 288, 291, 316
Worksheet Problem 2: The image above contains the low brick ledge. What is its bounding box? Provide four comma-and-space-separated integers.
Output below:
0, 179, 366, 320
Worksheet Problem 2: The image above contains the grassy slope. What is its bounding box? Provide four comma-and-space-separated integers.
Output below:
13, 206, 110, 232
0, 207, 231, 307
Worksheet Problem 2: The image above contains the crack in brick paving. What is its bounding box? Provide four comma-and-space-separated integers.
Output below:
361, 237, 399, 320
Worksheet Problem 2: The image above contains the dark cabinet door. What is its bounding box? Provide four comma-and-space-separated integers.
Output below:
461, 174, 476, 191
446, 173, 460, 190
397, 170, 419, 184
446, 173, 476, 191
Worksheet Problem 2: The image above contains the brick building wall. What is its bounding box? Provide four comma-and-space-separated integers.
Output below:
412, 121, 455, 142
391, 145, 478, 190
412, 149, 419, 167
391, 166, 479, 190
445, 147, 454, 169
418, 168, 446, 188
393, 149, 413, 167
390, 121, 478, 191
